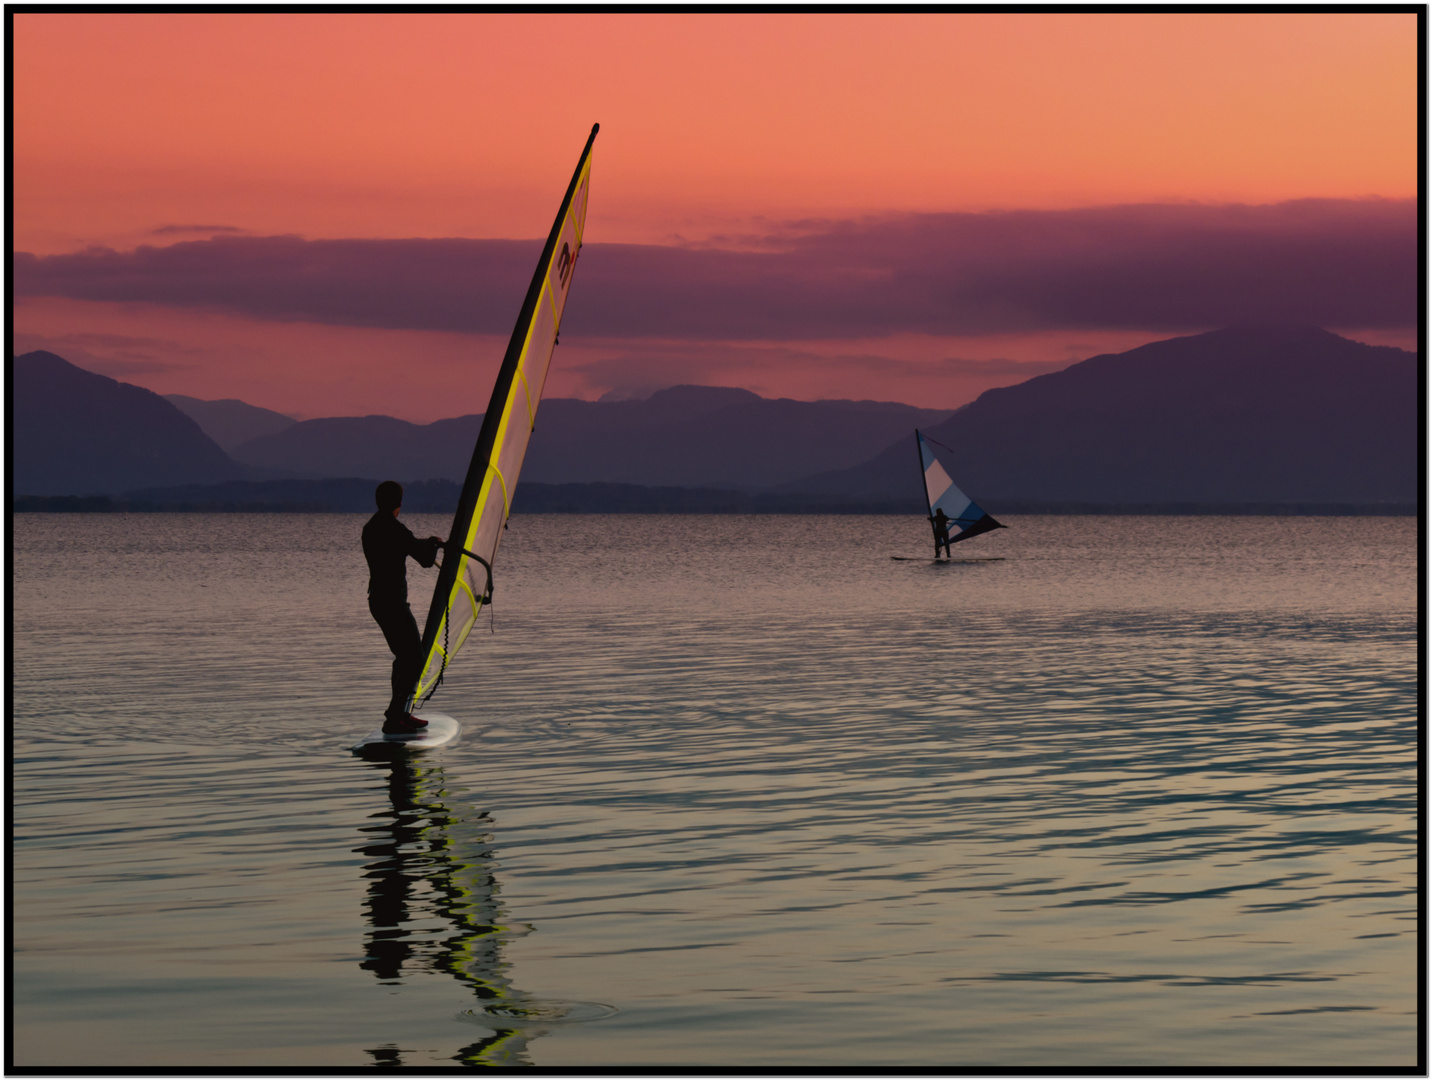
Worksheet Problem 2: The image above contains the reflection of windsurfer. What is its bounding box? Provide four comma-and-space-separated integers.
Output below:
362, 481, 445, 733
357, 757, 535, 1066
929, 508, 952, 559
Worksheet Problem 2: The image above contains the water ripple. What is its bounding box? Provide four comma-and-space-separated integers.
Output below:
11, 514, 1417, 1068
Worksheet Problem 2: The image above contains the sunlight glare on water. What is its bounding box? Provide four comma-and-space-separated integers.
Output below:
11, 513, 1418, 1068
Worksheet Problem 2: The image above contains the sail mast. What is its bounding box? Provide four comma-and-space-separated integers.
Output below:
915, 429, 934, 522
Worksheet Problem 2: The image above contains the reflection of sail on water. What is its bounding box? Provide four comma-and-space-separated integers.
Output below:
356, 759, 534, 1067
411, 125, 598, 710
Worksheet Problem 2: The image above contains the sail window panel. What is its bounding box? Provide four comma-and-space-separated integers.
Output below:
443, 606, 478, 670
467, 481, 509, 568
422, 489, 504, 681
416, 617, 450, 696
447, 573, 482, 656
492, 401, 535, 507
524, 291, 560, 407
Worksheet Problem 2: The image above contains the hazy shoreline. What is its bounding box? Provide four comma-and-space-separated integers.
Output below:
12, 490, 1417, 517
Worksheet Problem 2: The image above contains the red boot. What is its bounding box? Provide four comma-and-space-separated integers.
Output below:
382, 712, 429, 734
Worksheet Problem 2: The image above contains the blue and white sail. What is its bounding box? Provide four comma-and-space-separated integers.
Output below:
917, 430, 1005, 544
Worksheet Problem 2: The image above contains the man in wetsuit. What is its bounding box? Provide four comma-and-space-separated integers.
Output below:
930, 508, 953, 559
363, 481, 445, 733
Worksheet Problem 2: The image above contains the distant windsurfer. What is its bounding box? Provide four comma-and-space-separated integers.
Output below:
363, 481, 445, 733
930, 508, 952, 559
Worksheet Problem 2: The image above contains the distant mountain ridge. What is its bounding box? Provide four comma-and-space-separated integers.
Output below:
232, 413, 486, 483
521, 388, 955, 489
12, 351, 246, 495
783, 326, 1417, 505
13, 327, 1418, 507
164, 394, 297, 453
224, 385, 955, 489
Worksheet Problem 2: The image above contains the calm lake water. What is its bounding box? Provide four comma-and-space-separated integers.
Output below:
11, 513, 1419, 1070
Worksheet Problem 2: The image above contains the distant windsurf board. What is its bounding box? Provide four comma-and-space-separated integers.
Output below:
891, 556, 1006, 563
351, 711, 461, 753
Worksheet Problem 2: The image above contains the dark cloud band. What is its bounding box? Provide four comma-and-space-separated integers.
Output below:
148, 224, 250, 236
14, 199, 1415, 339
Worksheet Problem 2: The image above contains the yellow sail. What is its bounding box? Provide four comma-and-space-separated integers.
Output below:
412, 125, 597, 707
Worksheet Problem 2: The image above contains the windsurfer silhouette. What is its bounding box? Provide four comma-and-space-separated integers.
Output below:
363, 481, 445, 733
930, 508, 953, 559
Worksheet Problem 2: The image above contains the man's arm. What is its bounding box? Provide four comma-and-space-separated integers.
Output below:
396, 519, 444, 569
413, 535, 444, 569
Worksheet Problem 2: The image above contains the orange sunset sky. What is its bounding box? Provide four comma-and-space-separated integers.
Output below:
12, 11, 1419, 421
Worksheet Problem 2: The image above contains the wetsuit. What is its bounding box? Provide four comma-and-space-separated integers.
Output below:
362, 512, 441, 718
930, 512, 952, 558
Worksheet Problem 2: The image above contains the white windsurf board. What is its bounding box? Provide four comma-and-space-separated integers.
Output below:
351, 710, 461, 753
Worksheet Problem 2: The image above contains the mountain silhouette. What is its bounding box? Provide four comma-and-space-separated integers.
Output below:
231, 414, 485, 482
15, 328, 1417, 507
164, 394, 297, 454
522, 388, 954, 489
782, 326, 1417, 505
226, 386, 953, 490
12, 351, 245, 495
